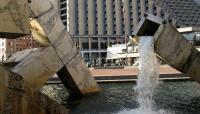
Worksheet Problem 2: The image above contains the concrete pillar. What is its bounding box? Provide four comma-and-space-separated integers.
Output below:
97, 0, 105, 35
98, 37, 101, 50
132, 0, 139, 30
66, 0, 70, 31
164, 12, 170, 20
107, 37, 110, 46
140, 0, 145, 17
79, 37, 82, 49
157, 6, 162, 18
78, 0, 87, 35
115, 0, 123, 35
88, 0, 96, 35
68, 0, 77, 35
124, 0, 131, 35
148, 0, 153, 14
89, 38, 92, 50
13, 39, 15, 53
106, 0, 114, 35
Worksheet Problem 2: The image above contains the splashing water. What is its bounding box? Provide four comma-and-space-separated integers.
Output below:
116, 36, 173, 114
135, 36, 159, 113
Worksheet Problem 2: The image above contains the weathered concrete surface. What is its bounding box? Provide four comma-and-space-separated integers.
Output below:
29, 0, 100, 95
0, 64, 24, 114
1, 0, 100, 113
58, 55, 101, 95
30, 9, 77, 64
0, 0, 30, 38
0, 64, 69, 114
154, 24, 193, 71
5, 48, 40, 64
134, 14, 200, 83
154, 24, 200, 83
39, 93, 69, 114
30, 19, 50, 46
11, 47, 63, 96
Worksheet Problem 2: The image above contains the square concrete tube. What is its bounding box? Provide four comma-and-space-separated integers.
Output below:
0, 0, 30, 38
29, 0, 100, 95
1, 45, 99, 113
133, 14, 200, 83
5, 33, 100, 96
57, 55, 101, 95
1, 0, 100, 113
0, 58, 69, 114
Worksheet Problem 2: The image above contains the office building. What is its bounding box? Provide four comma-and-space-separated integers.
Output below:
58, 0, 200, 61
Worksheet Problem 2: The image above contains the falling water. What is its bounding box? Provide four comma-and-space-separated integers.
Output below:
116, 36, 173, 114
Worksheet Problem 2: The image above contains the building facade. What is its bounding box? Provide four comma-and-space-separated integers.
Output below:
57, 0, 176, 61
1, 0, 199, 63
57, 0, 200, 63
0, 35, 39, 62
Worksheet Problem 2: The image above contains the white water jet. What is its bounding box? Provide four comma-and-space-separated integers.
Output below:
116, 36, 173, 114
135, 36, 159, 111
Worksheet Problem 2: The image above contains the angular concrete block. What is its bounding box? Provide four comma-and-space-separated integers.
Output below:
30, 16, 99, 95
29, 0, 53, 18
57, 55, 100, 95
36, 9, 66, 43
182, 49, 200, 82
52, 31, 78, 64
154, 24, 193, 71
29, 0, 100, 96
0, 0, 30, 38
5, 48, 40, 65
0, 65, 9, 114
30, 11, 78, 65
12, 46, 64, 97
0, 64, 24, 114
0, 64, 69, 114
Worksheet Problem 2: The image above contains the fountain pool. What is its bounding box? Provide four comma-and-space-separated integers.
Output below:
41, 81, 200, 114
41, 36, 200, 114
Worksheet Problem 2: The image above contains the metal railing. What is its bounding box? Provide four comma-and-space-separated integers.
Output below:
83, 57, 139, 68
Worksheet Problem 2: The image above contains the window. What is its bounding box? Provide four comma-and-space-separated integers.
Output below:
60, 9, 67, 14
60, 0, 66, 2
61, 16, 67, 20
60, 3, 66, 9
63, 22, 67, 26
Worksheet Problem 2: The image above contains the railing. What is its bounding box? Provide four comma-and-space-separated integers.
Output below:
83, 57, 138, 68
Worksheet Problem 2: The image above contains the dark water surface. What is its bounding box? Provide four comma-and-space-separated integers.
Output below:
42, 81, 200, 114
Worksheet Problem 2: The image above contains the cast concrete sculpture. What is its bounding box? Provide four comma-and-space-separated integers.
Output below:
0, 0, 100, 114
